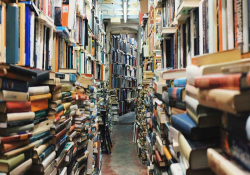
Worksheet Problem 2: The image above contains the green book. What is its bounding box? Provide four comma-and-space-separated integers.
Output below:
35, 110, 47, 119
0, 123, 34, 136
0, 153, 25, 172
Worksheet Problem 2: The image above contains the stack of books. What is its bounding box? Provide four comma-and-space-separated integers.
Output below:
186, 52, 250, 174
0, 75, 34, 174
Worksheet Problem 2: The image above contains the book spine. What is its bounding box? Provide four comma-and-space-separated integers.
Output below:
2, 91, 29, 102
30, 93, 51, 101
221, 130, 250, 171
56, 105, 64, 113
194, 74, 242, 89
236, 0, 243, 50
168, 87, 184, 101
173, 78, 186, 87
28, 86, 50, 96
56, 73, 65, 79
6, 120, 33, 127
39, 145, 55, 162
30, 131, 50, 143
61, 92, 71, 98
1, 78, 28, 92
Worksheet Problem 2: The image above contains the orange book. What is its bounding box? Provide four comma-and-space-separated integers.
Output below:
31, 99, 48, 112
30, 93, 52, 101
61, 4, 69, 27
100, 65, 104, 80
0, 139, 29, 153
218, 0, 223, 51
144, 59, 148, 71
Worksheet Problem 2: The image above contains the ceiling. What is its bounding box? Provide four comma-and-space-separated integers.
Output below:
98, 0, 140, 21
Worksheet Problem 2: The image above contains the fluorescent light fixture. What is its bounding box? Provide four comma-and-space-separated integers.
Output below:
124, 1, 127, 23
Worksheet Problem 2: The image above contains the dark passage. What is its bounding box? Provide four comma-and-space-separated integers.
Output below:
102, 112, 147, 175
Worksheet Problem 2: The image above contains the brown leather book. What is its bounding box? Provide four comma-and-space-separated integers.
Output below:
1, 139, 30, 153
51, 129, 66, 144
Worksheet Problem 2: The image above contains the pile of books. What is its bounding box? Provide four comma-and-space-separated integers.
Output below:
133, 85, 152, 164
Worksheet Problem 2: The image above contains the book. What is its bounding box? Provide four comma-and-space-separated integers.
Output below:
207, 148, 250, 175
0, 112, 35, 122
0, 139, 30, 153
178, 133, 220, 170
160, 69, 186, 80
191, 49, 241, 66
28, 86, 50, 96
186, 58, 250, 85
9, 158, 32, 175
31, 99, 48, 112
29, 151, 56, 172
198, 88, 250, 114
0, 91, 29, 102
0, 78, 28, 92
0, 133, 32, 144
0, 123, 34, 136
173, 78, 186, 87
171, 113, 220, 140
168, 87, 186, 102
58, 69, 77, 74
0, 153, 25, 172
6, 4, 19, 64
194, 73, 249, 90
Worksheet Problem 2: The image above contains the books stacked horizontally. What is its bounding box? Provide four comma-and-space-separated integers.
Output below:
133, 85, 150, 164
0, 75, 34, 174
186, 51, 250, 174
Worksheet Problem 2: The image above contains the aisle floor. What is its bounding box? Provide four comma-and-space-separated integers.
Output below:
102, 112, 147, 175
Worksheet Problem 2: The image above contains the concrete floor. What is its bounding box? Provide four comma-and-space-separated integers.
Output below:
102, 112, 147, 175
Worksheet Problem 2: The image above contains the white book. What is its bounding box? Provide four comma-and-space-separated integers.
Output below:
28, 86, 50, 96
242, 0, 249, 53
42, 151, 56, 170
60, 167, 67, 175
222, 0, 227, 51
30, 12, 35, 67
208, 0, 217, 53
170, 163, 183, 175
199, 0, 204, 55
190, 11, 194, 57
227, 0, 234, 50
49, 26, 54, 69
39, 23, 44, 69
68, 0, 76, 29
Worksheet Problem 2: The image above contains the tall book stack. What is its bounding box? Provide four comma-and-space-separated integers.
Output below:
185, 51, 250, 175
108, 90, 119, 122
0, 69, 35, 174
133, 85, 152, 164
110, 34, 138, 115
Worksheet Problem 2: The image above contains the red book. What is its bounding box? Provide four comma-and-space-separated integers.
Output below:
0, 102, 31, 113
0, 139, 30, 153
194, 73, 248, 89
248, 73, 250, 86
0, 133, 32, 144
52, 128, 66, 144
72, 94, 88, 100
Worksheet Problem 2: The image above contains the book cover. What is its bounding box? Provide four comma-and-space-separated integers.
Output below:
171, 113, 220, 140
0, 133, 32, 144
0, 101, 31, 113
28, 86, 50, 96
31, 99, 48, 112
6, 4, 19, 64
0, 153, 25, 172
0, 78, 28, 92
168, 87, 185, 102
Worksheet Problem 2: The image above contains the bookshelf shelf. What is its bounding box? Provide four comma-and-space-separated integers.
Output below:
176, 0, 200, 22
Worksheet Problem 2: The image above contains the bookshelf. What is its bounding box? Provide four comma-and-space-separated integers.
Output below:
110, 34, 138, 115
137, 0, 250, 174
0, 0, 108, 174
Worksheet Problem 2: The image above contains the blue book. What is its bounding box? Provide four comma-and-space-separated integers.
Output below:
6, 5, 19, 64
25, 5, 31, 66
168, 87, 185, 102
56, 105, 64, 113
0, 77, 28, 92
69, 73, 76, 82
30, 131, 51, 143
171, 113, 220, 140
39, 145, 55, 162
173, 78, 187, 87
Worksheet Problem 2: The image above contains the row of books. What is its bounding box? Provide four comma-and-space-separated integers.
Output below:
111, 77, 137, 89
111, 50, 137, 67
0, 65, 104, 175
160, 0, 250, 71
111, 63, 136, 77
0, 0, 107, 78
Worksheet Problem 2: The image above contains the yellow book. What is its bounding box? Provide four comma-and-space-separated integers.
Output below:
17, 3, 25, 65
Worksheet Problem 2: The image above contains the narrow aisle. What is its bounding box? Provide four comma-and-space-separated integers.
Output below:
102, 112, 147, 175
